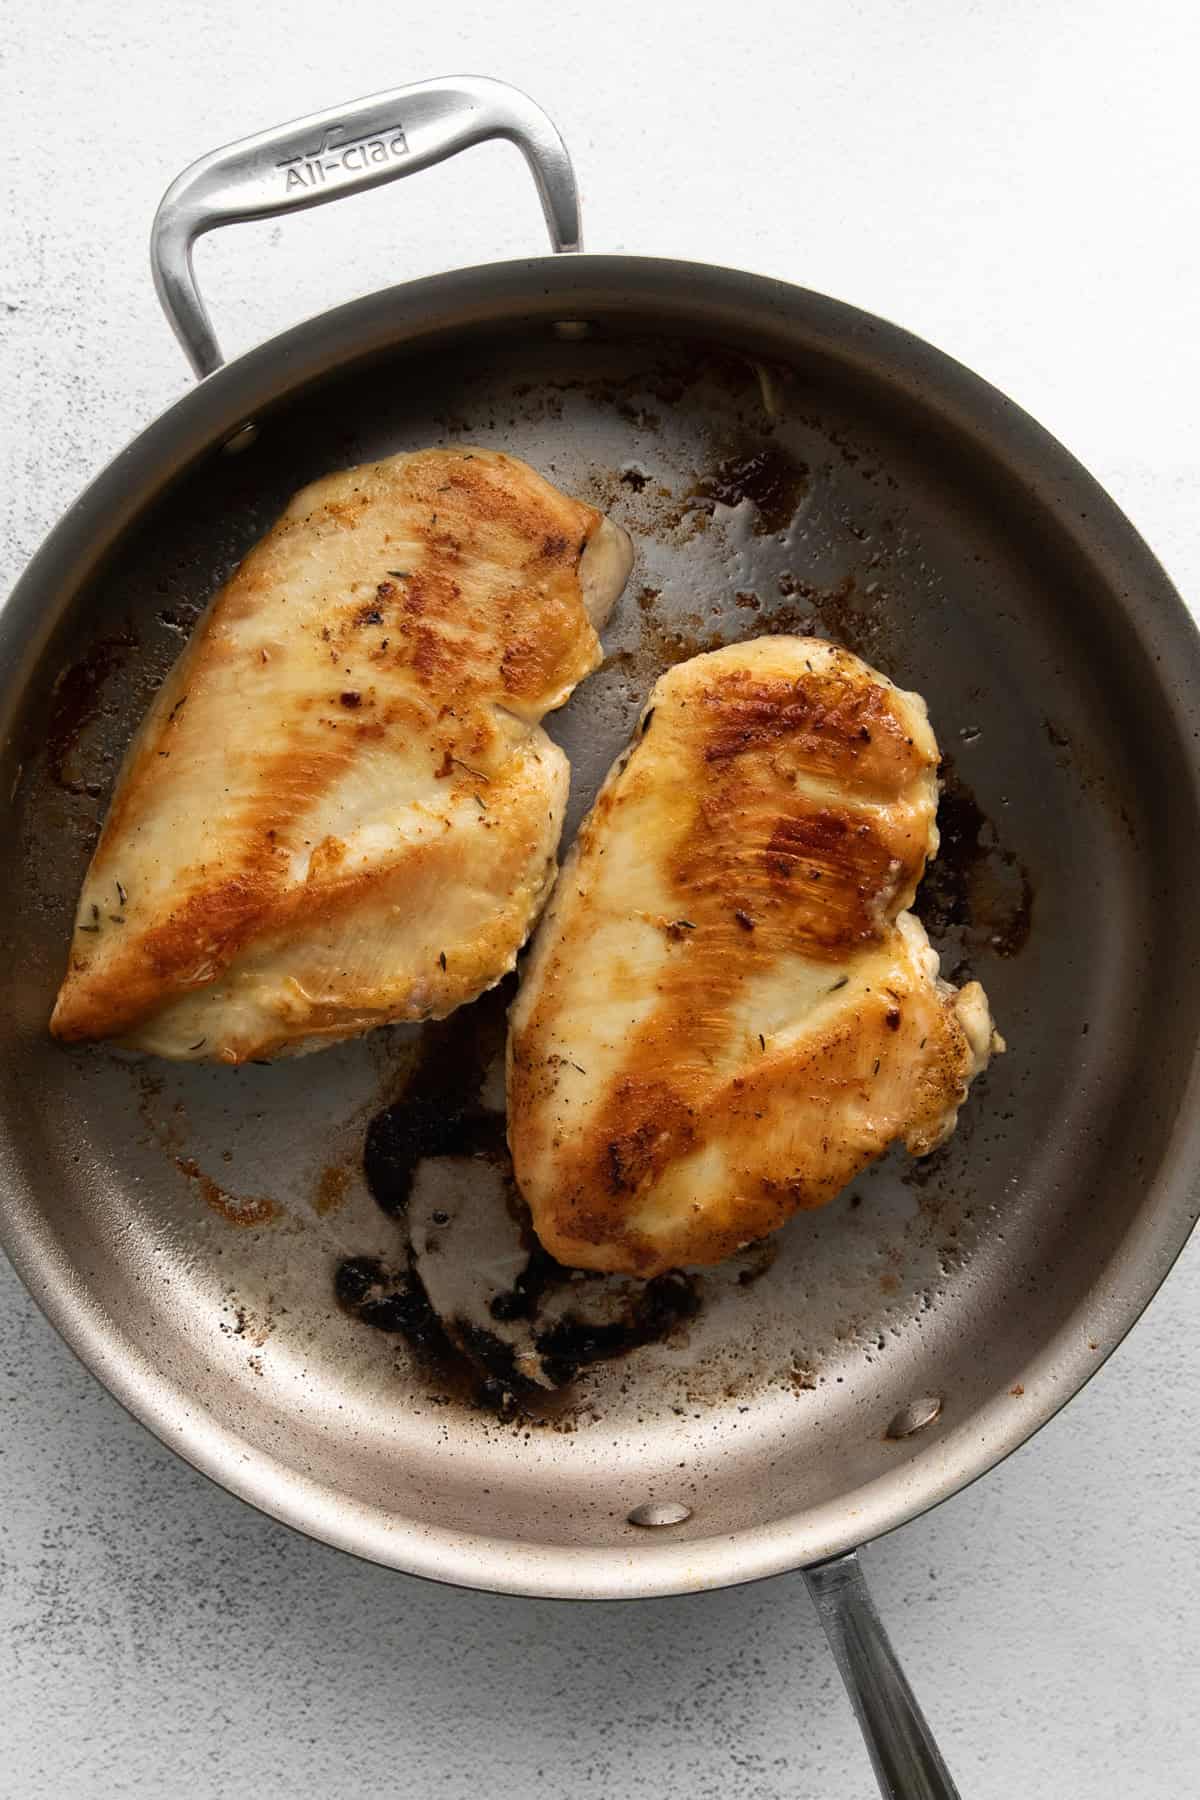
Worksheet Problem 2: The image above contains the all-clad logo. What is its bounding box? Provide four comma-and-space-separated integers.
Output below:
277, 122, 409, 191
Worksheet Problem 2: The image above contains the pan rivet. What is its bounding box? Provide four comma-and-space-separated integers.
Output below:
627, 1500, 692, 1528
222, 421, 259, 455
886, 1394, 943, 1439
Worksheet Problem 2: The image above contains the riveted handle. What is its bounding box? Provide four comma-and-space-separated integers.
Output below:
150, 75, 581, 378
805, 1551, 961, 1800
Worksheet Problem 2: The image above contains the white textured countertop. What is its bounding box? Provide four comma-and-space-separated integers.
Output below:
2, 3, 1198, 1795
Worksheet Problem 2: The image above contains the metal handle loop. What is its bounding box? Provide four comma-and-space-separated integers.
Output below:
805, 1551, 961, 1800
150, 75, 581, 379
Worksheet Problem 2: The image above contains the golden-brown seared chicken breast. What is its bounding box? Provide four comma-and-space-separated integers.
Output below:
508, 637, 1001, 1275
51, 448, 632, 1062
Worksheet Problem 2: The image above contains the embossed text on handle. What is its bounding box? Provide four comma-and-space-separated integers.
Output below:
277, 122, 410, 192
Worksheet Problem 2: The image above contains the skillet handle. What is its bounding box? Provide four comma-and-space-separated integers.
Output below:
150, 75, 580, 379
804, 1551, 961, 1800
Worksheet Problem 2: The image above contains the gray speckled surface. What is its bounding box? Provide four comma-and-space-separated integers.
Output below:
2, 3, 1198, 1795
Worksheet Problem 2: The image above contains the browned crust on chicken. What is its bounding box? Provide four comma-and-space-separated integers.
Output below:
51, 449, 618, 1060
508, 637, 999, 1275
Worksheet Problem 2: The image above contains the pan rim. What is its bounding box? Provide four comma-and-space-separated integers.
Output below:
3, 252, 1199, 1599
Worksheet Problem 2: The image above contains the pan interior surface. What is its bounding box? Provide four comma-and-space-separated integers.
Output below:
3, 286, 1198, 1597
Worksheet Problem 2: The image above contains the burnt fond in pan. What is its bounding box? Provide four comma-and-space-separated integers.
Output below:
2, 255, 1199, 1600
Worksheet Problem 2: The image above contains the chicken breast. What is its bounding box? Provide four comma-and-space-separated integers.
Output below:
507, 637, 1002, 1276
51, 448, 632, 1062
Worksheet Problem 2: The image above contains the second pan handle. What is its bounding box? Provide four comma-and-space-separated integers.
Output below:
805, 1551, 961, 1800
150, 75, 581, 379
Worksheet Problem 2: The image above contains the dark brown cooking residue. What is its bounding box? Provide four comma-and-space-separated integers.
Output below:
771, 571, 887, 666
361, 994, 507, 1218
45, 627, 137, 796
336, 1254, 452, 1354
914, 760, 1033, 968
341, 982, 699, 1414
534, 1272, 699, 1388
690, 445, 810, 535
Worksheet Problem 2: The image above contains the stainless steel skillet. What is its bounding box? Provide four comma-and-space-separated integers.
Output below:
2, 77, 1199, 1799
